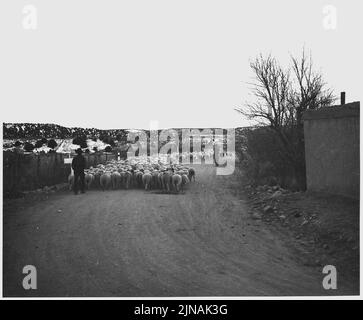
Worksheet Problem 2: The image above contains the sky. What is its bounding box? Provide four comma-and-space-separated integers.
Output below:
0, 0, 362, 129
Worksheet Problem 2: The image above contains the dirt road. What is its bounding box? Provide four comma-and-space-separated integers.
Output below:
3, 165, 350, 296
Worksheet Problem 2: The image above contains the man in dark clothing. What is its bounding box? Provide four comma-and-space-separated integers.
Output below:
72, 148, 86, 194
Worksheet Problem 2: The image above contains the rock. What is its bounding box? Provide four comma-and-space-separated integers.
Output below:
294, 211, 302, 218
263, 205, 273, 214
323, 244, 329, 250
270, 190, 282, 199
57, 209, 62, 213
252, 212, 262, 220
301, 219, 309, 226
279, 215, 286, 220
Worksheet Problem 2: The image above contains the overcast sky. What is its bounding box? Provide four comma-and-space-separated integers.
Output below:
0, 0, 362, 129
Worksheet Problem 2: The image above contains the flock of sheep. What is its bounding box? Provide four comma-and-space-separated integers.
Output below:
68, 156, 196, 193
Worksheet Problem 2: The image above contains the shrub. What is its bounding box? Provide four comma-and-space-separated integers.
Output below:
72, 136, 88, 148
240, 127, 297, 188
34, 140, 44, 148
116, 132, 127, 143
47, 139, 58, 149
24, 142, 34, 152
100, 135, 115, 147
104, 146, 112, 153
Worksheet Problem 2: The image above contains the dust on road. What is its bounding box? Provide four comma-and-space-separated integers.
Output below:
3, 165, 345, 296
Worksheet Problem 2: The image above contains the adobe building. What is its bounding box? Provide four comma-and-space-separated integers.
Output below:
303, 93, 359, 199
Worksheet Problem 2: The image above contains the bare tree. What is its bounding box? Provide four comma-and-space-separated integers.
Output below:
236, 49, 336, 188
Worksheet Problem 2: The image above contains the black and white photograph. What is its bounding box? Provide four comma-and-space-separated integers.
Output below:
0, 0, 361, 301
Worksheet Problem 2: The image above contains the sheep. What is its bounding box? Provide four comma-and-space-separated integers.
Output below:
93, 171, 102, 189
142, 172, 152, 190
124, 171, 132, 189
69, 156, 196, 193
158, 172, 165, 190
135, 171, 143, 188
119, 171, 126, 188
100, 172, 112, 191
111, 171, 122, 189
188, 167, 196, 182
85, 173, 94, 189
172, 174, 182, 192
128, 171, 136, 188
151, 171, 159, 189
162, 171, 173, 192
68, 173, 74, 191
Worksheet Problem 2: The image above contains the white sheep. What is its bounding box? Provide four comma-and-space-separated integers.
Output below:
172, 173, 182, 192
85, 173, 94, 189
100, 172, 112, 191
111, 171, 122, 189
142, 172, 152, 190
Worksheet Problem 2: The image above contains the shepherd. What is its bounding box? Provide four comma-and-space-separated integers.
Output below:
72, 148, 86, 194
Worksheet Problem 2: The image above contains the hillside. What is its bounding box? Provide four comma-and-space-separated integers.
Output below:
3, 123, 129, 140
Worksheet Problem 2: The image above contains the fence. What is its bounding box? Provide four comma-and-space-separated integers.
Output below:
3, 151, 118, 195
